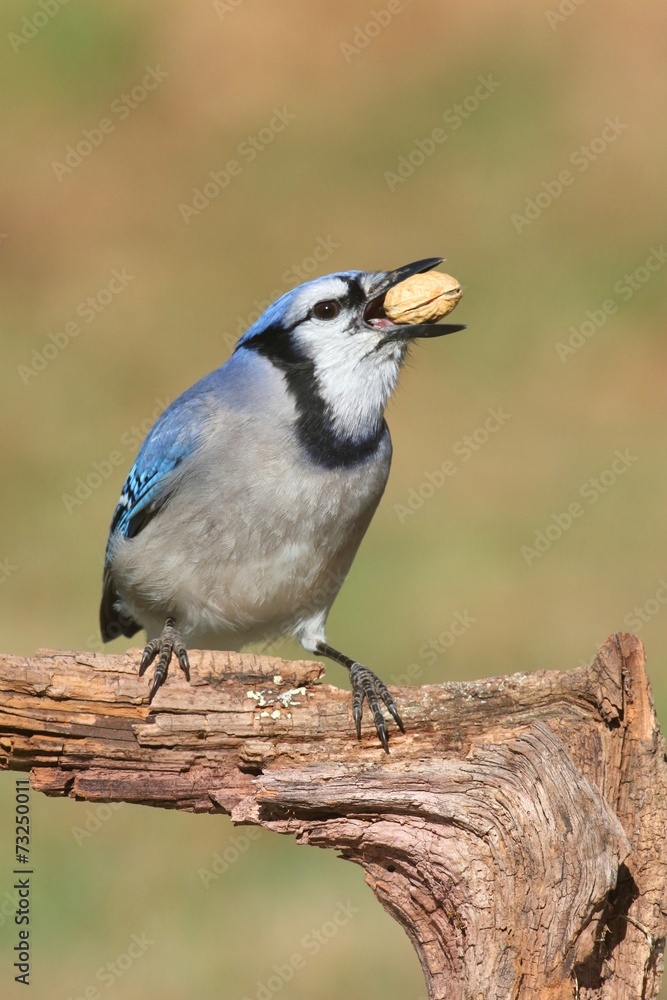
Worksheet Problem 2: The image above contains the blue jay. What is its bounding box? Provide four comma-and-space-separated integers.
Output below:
100, 257, 465, 750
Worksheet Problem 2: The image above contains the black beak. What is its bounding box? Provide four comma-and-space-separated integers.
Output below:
364, 257, 467, 343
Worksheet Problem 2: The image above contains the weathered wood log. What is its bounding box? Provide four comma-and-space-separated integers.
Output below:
0, 632, 665, 998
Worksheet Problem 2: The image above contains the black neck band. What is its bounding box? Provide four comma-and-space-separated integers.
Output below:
239, 327, 385, 468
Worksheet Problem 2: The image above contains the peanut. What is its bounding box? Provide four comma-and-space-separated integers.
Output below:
384, 271, 462, 325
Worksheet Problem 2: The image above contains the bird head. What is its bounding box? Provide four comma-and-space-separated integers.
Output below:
235, 258, 466, 458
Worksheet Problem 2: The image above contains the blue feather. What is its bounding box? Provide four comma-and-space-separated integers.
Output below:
104, 390, 209, 562
235, 271, 363, 349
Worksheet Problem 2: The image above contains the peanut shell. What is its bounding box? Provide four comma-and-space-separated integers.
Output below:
384, 271, 462, 325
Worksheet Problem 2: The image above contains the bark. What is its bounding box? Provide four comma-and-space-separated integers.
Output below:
0, 632, 665, 998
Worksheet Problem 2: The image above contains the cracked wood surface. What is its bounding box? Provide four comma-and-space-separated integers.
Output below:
0, 632, 665, 998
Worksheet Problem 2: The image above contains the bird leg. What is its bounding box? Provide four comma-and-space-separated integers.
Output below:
139, 617, 191, 703
313, 641, 405, 752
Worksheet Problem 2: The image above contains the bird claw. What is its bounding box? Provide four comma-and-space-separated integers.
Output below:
138, 618, 190, 703
349, 662, 404, 753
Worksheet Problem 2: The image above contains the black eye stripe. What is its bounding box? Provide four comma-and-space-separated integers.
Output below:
309, 276, 367, 321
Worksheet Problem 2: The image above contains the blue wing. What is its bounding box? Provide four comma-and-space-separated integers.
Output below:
104, 399, 203, 559
100, 390, 209, 640
106, 452, 182, 555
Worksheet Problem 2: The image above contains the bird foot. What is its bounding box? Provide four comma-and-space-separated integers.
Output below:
313, 641, 404, 752
349, 661, 405, 753
139, 617, 190, 702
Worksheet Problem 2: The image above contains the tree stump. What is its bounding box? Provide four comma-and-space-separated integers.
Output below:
0, 632, 665, 998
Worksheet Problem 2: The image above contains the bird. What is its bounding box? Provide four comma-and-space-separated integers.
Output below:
100, 257, 466, 751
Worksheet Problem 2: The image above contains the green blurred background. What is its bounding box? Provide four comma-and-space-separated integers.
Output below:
1, 1, 666, 997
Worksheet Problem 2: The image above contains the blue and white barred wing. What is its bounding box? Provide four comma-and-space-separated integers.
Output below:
99, 393, 206, 641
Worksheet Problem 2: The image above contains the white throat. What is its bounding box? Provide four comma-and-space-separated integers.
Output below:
313, 335, 406, 441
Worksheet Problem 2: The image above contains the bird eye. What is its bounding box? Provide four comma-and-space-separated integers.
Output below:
312, 299, 340, 321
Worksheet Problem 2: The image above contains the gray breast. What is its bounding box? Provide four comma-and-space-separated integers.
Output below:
111, 359, 392, 646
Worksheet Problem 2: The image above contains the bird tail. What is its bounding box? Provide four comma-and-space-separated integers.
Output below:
99, 567, 141, 642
